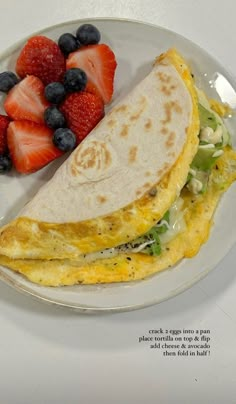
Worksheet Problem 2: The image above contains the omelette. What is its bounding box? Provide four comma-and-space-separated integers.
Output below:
0, 49, 200, 260
0, 48, 236, 286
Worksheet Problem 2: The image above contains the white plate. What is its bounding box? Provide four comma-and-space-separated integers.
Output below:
0, 18, 236, 313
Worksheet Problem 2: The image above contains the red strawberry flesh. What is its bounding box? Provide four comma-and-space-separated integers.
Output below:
7, 120, 63, 174
66, 44, 117, 104
16, 35, 66, 85
60, 92, 104, 145
4, 75, 49, 124
0, 115, 10, 154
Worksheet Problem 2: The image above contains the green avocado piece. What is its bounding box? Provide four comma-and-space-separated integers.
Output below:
155, 210, 170, 234
222, 129, 231, 147
191, 147, 220, 171
199, 104, 218, 131
123, 226, 163, 256
198, 103, 231, 146
142, 228, 162, 256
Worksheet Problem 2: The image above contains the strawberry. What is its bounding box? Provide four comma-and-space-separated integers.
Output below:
85, 80, 103, 102
66, 44, 117, 104
0, 115, 10, 154
16, 36, 66, 85
60, 92, 104, 144
4, 75, 49, 124
7, 121, 63, 174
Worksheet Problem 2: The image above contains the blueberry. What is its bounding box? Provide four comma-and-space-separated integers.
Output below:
44, 106, 66, 129
58, 33, 80, 55
0, 71, 19, 93
0, 155, 12, 174
53, 128, 76, 152
45, 82, 66, 104
76, 24, 101, 45
64, 68, 87, 92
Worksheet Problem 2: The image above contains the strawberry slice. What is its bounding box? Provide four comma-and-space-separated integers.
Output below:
4, 75, 49, 124
16, 35, 66, 85
7, 120, 63, 174
60, 92, 104, 145
85, 80, 103, 102
66, 44, 117, 104
0, 115, 11, 154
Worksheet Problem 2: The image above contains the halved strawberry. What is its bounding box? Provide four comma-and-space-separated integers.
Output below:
60, 92, 104, 145
4, 75, 49, 124
7, 120, 63, 174
16, 36, 66, 85
85, 80, 103, 102
0, 115, 11, 154
66, 44, 117, 104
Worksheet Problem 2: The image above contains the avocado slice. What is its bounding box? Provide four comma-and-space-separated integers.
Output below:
198, 103, 231, 146
155, 210, 170, 234
199, 104, 218, 131
191, 147, 220, 171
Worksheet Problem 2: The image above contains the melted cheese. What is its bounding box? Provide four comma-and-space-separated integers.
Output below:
159, 197, 186, 244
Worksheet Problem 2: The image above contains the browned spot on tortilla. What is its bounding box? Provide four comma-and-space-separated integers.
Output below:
107, 119, 116, 128
145, 119, 152, 130
105, 148, 112, 166
161, 82, 178, 96
157, 72, 171, 83
163, 162, 170, 171
120, 124, 129, 137
130, 96, 146, 121
145, 171, 151, 176
185, 126, 189, 133
71, 166, 77, 176
79, 147, 96, 168
161, 101, 183, 124
97, 195, 107, 204
161, 103, 171, 125
73, 141, 112, 171
167, 151, 176, 158
114, 104, 128, 113
129, 146, 138, 163
130, 112, 141, 121
161, 127, 168, 135
172, 101, 182, 113
139, 95, 147, 105
136, 182, 151, 197
161, 85, 171, 96
165, 131, 176, 148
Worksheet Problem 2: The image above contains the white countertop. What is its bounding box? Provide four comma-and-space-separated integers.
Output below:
0, 1, 236, 403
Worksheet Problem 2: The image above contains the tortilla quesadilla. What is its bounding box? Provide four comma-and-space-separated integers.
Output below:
0, 48, 235, 286
0, 48, 200, 259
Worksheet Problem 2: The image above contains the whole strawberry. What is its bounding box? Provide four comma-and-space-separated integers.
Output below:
0, 115, 11, 154
16, 36, 66, 85
60, 92, 104, 145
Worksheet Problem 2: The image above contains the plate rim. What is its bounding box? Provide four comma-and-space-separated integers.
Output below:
0, 16, 236, 313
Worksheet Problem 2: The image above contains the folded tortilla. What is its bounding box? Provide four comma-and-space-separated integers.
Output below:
0, 48, 200, 260
1, 147, 235, 286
